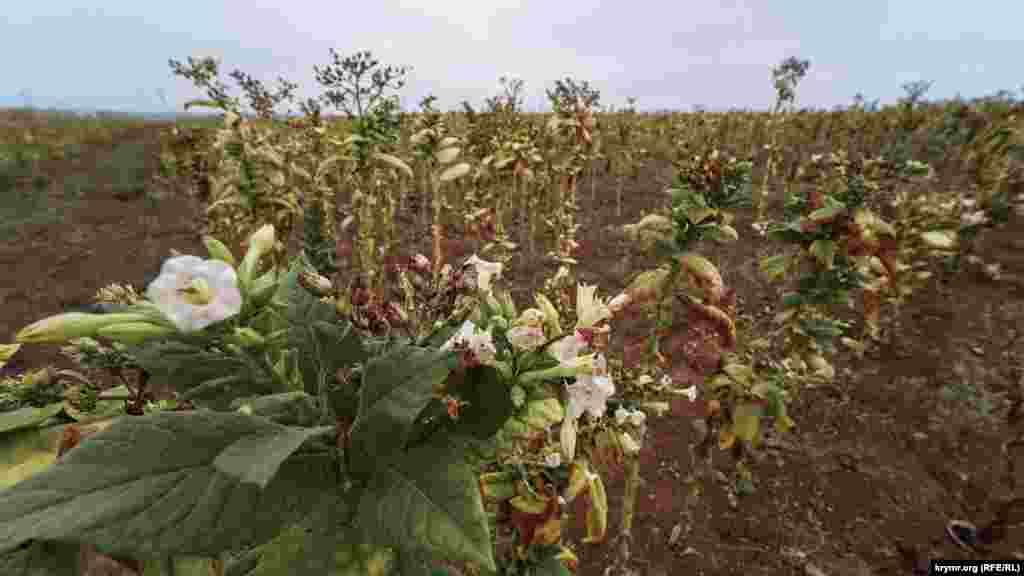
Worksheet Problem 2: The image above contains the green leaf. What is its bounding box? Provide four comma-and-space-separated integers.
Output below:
780, 292, 804, 308
0, 405, 65, 436
213, 422, 334, 489
230, 392, 322, 427
141, 556, 217, 576
277, 258, 368, 400
0, 411, 339, 558
451, 366, 515, 440
130, 340, 255, 406
808, 239, 836, 270
530, 555, 573, 576
766, 221, 805, 243
807, 199, 846, 224
349, 345, 453, 478
0, 425, 61, 490
0, 539, 80, 575
358, 436, 495, 571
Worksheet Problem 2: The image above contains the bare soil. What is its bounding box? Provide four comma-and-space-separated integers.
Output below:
2, 127, 1023, 575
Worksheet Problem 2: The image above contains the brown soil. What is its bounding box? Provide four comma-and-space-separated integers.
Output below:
2, 127, 1023, 575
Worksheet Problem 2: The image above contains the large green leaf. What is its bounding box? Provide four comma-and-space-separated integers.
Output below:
0, 540, 80, 575
131, 340, 256, 403
230, 392, 322, 427
358, 436, 494, 571
0, 411, 339, 558
450, 366, 515, 440
349, 345, 453, 476
0, 405, 65, 436
218, 489, 365, 576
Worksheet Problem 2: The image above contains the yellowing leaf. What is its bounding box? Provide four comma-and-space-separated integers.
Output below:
522, 398, 564, 430
708, 374, 735, 391
535, 515, 563, 546
732, 403, 762, 447
722, 363, 755, 387
510, 494, 550, 514
920, 230, 958, 250
718, 428, 736, 450
775, 414, 795, 433
686, 206, 717, 224
435, 147, 460, 164
564, 461, 591, 503
582, 472, 607, 544
439, 162, 471, 182
372, 152, 414, 179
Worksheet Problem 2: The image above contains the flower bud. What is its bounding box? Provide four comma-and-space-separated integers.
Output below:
16, 312, 153, 344
510, 385, 526, 408
534, 293, 562, 336
202, 236, 237, 267
238, 225, 276, 289
96, 321, 178, 345
248, 224, 276, 259
232, 327, 266, 347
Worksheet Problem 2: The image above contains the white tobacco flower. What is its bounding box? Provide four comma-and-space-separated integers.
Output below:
960, 210, 989, 227
544, 451, 562, 468
575, 284, 611, 330
467, 331, 498, 365
465, 254, 503, 294
680, 385, 698, 402
506, 324, 546, 351
146, 255, 242, 332
515, 308, 546, 328
441, 319, 477, 351
566, 354, 614, 420
548, 331, 588, 365
441, 319, 497, 366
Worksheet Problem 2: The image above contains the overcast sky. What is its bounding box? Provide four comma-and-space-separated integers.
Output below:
2, 1, 1020, 113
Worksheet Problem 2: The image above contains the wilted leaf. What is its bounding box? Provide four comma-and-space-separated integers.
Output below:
372, 153, 414, 179
435, 147, 460, 165
439, 162, 471, 182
